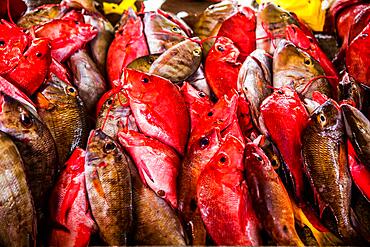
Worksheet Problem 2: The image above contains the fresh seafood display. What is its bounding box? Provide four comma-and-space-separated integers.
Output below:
0, 0, 369, 246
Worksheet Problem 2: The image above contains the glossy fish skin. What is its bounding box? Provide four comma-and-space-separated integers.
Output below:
238, 49, 272, 131
17, 4, 67, 29
128, 157, 186, 245
143, 11, 188, 54
49, 148, 96, 247
68, 49, 107, 113
302, 100, 358, 242
127, 54, 160, 73
273, 39, 332, 99
0, 92, 58, 222
96, 88, 138, 139
197, 134, 262, 245
178, 129, 221, 245
85, 129, 132, 245
341, 104, 370, 167
118, 130, 180, 209
149, 39, 202, 83
35, 74, 89, 166
244, 141, 304, 246
0, 132, 36, 247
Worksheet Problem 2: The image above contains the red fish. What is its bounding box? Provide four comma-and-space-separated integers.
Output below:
118, 130, 180, 209
205, 37, 241, 99
197, 134, 261, 245
122, 68, 189, 155
237, 93, 256, 141
35, 19, 97, 62
260, 87, 309, 201
106, 9, 149, 87
217, 7, 256, 62
4, 38, 51, 95
0, 20, 29, 74
49, 148, 96, 247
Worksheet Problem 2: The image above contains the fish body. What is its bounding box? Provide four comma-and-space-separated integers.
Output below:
127, 54, 160, 73
186, 65, 212, 96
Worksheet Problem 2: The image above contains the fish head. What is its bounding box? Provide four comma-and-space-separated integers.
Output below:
209, 36, 239, 63
25, 38, 51, 65
285, 24, 312, 50
96, 87, 129, 118
258, 2, 296, 26
204, 0, 237, 19
310, 99, 341, 131
144, 11, 188, 38
126, 54, 160, 73
244, 140, 271, 170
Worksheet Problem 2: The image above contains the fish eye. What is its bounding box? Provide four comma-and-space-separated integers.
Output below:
36, 52, 42, 57
106, 99, 113, 105
20, 112, 33, 128
254, 153, 263, 162
199, 137, 210, 148
74, 21, 79, 24
171, 26, 181, 33
198, 92, 206, 97
193, 48, 201, 56
219, 156, 226, 163
304, 58, 312, 66
217, 45, 225, 52
149, 57, 155, 63
66, 86, 77, 96
280, 13, 288, 18
0, 40, 5, 46
104, 142, 116, 153
157, 190, 165, 197
142, 77, 149, 83
207, 111, 213, 117
317, 113, 327, 126
271, 156, 280, 169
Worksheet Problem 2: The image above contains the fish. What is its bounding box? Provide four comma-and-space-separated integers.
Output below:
35, 74, 89, 166
338, 71, 364, 110
126, 54, 161, 73
85, 129, 132, 245
0, 91, 58, 223
341, 104, 370, 167
157, 9, 194, 37
122, 69, 190, 155
186, 65, 212, 96
0, 131, 36, 247
118, 129, 180, 209
238, 49, 272, 131
302, 99, 359, 242
17, 4, 67, 29
273, 39, 332, 99
96, 88, 138, 139
49, 148, 96, 247
149, 39, 202, 83
260, 87, 309, 201
68, 49, 107, 113
128, 156, 186, 245
244, 139, 304, 246
197, 134, 262, 245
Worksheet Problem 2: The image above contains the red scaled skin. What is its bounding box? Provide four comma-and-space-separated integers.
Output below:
35, 19, 97, 62
217, 7, 256, 63
0, 76, 36, 110
205, 37, 241, 99
106, 9, 149, 87
260, 87, 309, 201
118, 130, 180, 209
286, 24, 339, 96
122, 68, 190, 155
4, 38, 51, 95
346, 22, 370, 87
0, 20, 29, 74
237, 93, 256, 141
48, 58, 72, 85
180, 82, 213, 132
49, 148, 96, 247
348, 140, 370, 201
197, 135, 261, 245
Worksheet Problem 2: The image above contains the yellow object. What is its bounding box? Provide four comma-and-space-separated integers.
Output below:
103, 0, 137, 15
257, 0, 326, 31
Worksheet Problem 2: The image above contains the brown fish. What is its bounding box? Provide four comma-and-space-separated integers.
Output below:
85, 129, 132, 245
0, 91, 58, 222
126, 54, 160, 73
68, 49, 107, 113
149, 39, 202, 83
35, 74, 89, 165
17, 4, 67, 29
302, 100, 360, 242
128, 156, 186, 245
273, 39, 332, 99
0, 131, 36, 247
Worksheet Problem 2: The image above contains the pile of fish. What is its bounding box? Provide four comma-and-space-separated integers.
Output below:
0, 0, 369, 246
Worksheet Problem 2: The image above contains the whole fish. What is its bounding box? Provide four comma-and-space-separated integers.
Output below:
17, 4, 67, 29
149, 39, 202, 83
96, 88, 138, 139
341, 104, 370, 167
68, 49, 107, 113
244, 139, 304, 246
302, 100, 359, 242
122, 69, 190, 155
128, 157, 186, 245
273, 39, 332, 99
260, 87, 309, 200
35, 74, 89, 166
238, 49, 272, 131
49, 148, 96, 247
84, 13, 114, 75
0, 91, 58, 222
143, 11, 188, 54
85, 129, 132, 245
0, 132, 36, 247
127, 54, 160, 73
186, 65, 212, 96
197, 134, 262, 245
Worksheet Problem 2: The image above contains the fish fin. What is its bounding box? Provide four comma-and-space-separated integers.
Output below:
136, 160, 154, 185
